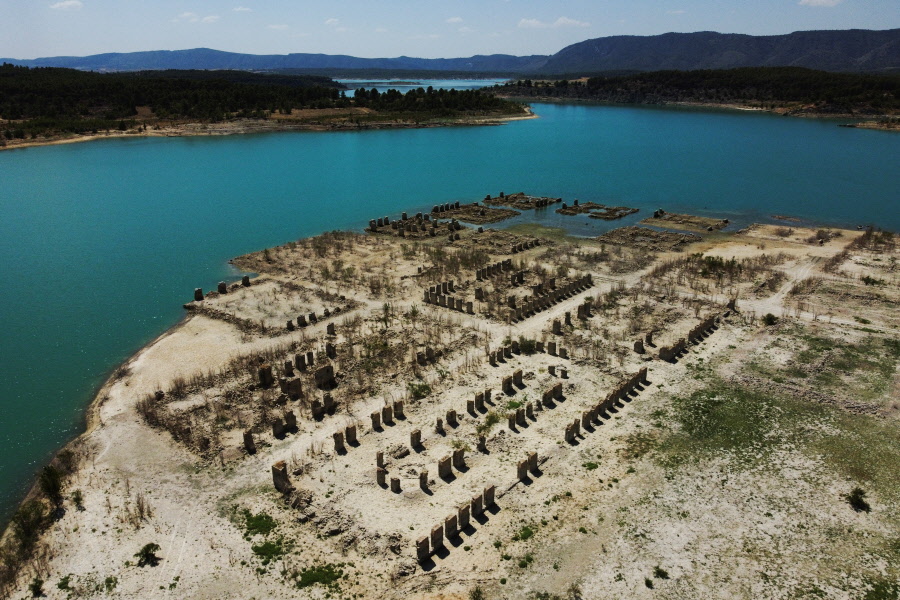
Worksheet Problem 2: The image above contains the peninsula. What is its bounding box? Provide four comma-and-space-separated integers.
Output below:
2, 196, 897, 599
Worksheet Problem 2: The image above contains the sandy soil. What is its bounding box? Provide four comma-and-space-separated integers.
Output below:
4, 217, 898, 600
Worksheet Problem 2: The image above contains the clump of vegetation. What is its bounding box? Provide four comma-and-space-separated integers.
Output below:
28, 577, 43, 597
293, 563, 344, 590
513, 525, 535, 541
762, 313, 779, 326
469, 586, 485, 600
252, 538, 290, 565
518, 337, 538, 355
846, 487, 871, 513
135, 543, 161, 567
476, 411, 501, 436
654, 566, 670, 579
583, 462, 599, 471
407, 381, 432, 399
242, 509, 277, 537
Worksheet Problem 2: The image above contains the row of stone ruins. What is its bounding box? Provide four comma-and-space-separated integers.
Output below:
285, 307, 342, 332
565, 368, 648, 444
192, 275, 251, 301
416, 484, 497, 562
510, 275, 593, 322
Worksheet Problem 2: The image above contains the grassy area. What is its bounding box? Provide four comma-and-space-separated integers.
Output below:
505, 223, 578, 243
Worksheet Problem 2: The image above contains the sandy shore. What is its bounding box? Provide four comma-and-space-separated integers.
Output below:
0, 109, 537, 152
3, 218, 898, 599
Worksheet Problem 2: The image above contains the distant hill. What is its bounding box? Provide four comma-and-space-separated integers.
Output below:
0, 48, 548, 74
2, 29, 897, 75
540, 29, 900, 75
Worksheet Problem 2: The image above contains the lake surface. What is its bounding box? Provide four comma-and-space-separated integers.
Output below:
1, 100, 898, 523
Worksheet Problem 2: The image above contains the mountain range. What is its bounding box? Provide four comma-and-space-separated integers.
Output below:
3, 29, 898, 75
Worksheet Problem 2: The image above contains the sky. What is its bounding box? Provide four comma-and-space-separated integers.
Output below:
3, 0, 899, 59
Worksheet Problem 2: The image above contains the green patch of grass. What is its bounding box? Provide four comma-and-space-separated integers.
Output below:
583, 462, 599, 471
513, 525, 535, 541
294, 563, 344, 590
242, 509, 277, 536
252, 537, 291, 565
506, 400, 522, 410
407, 381, 432, 399
862, 578, 900, 600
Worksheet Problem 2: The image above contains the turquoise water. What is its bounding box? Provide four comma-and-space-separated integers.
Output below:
0, 102, 898, 523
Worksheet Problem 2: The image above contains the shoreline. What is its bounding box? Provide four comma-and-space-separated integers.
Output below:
0, 109, 537, 152
495, 94, 899, 130
1, 216, 898, 598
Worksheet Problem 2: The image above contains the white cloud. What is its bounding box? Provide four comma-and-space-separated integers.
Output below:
268, 24, 288, 30
173, 12, 220, 24
458, 26, 474, 34
201, 15, 220, 23
518, 16, 590, 29
798, 0, 842, 5
325, 18, 339, 25
446, 16, 463, 24
50, 0, 82, 9
233, 6, 252, 12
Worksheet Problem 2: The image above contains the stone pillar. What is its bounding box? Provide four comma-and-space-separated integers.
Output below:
283, 360, 294, 377
333, 431, 345, 453
634, 339, 645, 354
295, 353, 306, 371
560, 368, 568, 379
306, 351, 314, 365
325, 343, 337, 359
502, 376, 513, 394
419, 470, 428, 489
326, 323, 336, 336
286, 320, 295, 331
477, 435, 487, 453
258, 365, 274, 388
376, 451, 384, 468
513, 369, 523, 387
445, 514, 458, 538
416, 537, 430, 562
431, 524, 444, 551
484, 485, 496, 508
272, 419, 285, 438
438, 455, 452, 479
284, 410, 297, 430
446, 409, 457, 427
376, 468, 386, 487
241, 275, 250, 286
452, 448, 465, 470
410, 429, 421, 448
370, 411, 381, 430
323, 394, 336, 414
581, 410, 592, 430
393, 400, 405, 419
484, 388, 492, 404
345, 425, 357, 445
272, 460, 291, 493
390, 477, 401, 493
564, 311, 572, 326
559, 348, 569, 359
194, 288, 203, 301
517, 459, 529, 481
467, 399, 476, 415
508, 414, 516, 430
475, 392, 485, 412
436, 418, 444, 434
552, 320, 562, 335
548, 342, 557, 356
311, 399, 324, 420
381, 405, 393, 425
243, 430, 256, 454
554, 383, 563, 399
458, 504, 471, 530
526, 402, 534, 420
471, 494, 484, 517
549, 365, 556, 376
516, 408, 526, 427
298, 315, 308, 327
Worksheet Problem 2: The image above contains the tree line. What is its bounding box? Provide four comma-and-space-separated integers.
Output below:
494, 67, 900, 113
0, 65, 524, 140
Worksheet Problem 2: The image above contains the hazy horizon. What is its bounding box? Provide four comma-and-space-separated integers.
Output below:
4, 0, 899, 60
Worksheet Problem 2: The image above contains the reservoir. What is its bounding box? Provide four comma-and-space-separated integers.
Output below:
0, 101, 898, 522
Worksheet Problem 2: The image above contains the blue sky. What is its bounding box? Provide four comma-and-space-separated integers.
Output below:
3, 0, 898, 59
